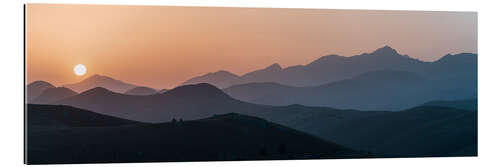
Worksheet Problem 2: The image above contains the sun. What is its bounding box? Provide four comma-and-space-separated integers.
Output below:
74, 64, 87, 76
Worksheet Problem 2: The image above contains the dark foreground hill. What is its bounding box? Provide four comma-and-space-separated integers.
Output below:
421, 99, 477, 111
27, 104, 140, 128
260, 105, 477, 157
26, 104, 365, 164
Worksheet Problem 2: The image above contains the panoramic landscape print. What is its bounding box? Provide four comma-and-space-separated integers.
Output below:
25, 4, 477, 164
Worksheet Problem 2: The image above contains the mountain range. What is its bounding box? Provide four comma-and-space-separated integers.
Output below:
223, 67, 476, 111
27, 46, 476, 111
25, 45, 477, 159
53, 83, 262, 123
181, 46, 477, 89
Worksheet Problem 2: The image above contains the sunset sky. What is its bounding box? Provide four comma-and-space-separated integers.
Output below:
26, 4, 477, 89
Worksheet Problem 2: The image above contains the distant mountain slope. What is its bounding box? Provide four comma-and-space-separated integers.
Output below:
421, 99, 477, 111
181, 70, 243, 88
225, 69, 436, 111
240, 63, 283, 83
182, 46, 476, 90
27, 81, 55, 102
27, 104, 364, 164
124, 86, 157, 96
62, 74, 137, 93
158, 89, 169, 94
30, 87, 78, 104
222, 82, 303, 103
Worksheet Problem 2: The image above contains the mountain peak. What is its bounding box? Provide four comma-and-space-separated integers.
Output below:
167, 83, 230, 99
80, 87, 114, 96
63, 74, 136, 93
84, 74, 115, 82
125, 86, 158, 96
437, 53, 477, 62
31, 87, 78, 104
266, 63, 282, 70
307, 54, 347, 66
213, 70, 237, 76
372, 45, 399, 56
28, 80, 55, 87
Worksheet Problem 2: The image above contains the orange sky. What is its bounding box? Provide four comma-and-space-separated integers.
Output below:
26, 4, 477, 89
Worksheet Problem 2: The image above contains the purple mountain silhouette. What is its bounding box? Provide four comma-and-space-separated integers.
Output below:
62, 74, 137, 93
124, 86, 158, 96
31, 87, 78, 104
27, 81, 55, 102
181, 46, 426, 88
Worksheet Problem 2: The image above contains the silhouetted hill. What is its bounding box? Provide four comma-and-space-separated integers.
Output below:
30, 87, 78, 104
181, 70, 243, 88
421, 99, 477, 111
27, 104, 140, 127
251, 103, 477, 157
166, 83, 232, 99
124, 86, 157, 96
158, 88, 169, 94
27, 104, 364, 164
225, 69, 433, 111
54, 84, 261, 123
240, 63, 283, 83
27, 81, 55, 102
62, 74, 137, 93
318, 106, 477, 157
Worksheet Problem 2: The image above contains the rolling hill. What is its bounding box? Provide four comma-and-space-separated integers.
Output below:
27, 81, 55, 102
30, 87, 78, 104
421, 99, 477, 111
181, 70, 243, 89
124, 86, 158, 96
54, 83, 263, 123
314, 106, 477, 157
26, 104, 365, 164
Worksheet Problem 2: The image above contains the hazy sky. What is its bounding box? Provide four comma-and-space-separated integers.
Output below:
26, 4, 477, 89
